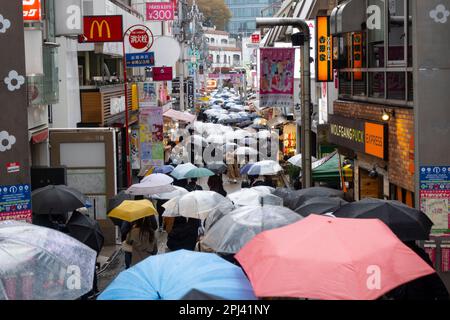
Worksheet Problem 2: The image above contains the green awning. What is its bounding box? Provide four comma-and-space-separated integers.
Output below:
312, 153, 353, 183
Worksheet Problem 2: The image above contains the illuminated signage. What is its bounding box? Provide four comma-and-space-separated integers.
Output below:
353, 32, 363, 81
329, 115, 388, 160
23, 0, 41, 21
79, 16, 123, 43
316, 16, 333, 82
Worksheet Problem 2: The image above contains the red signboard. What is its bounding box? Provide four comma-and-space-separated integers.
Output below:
146, 2, 175, 21
251, 34, 260, 44
153, 67, 173, 81
23, 0, 42, 21
79, 15, 124, 43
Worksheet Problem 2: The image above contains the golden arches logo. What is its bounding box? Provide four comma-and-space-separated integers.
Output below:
90, 20, 111, 39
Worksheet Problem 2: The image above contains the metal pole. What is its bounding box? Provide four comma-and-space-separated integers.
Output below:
122, 41, 131, 187
178, 0, 185, 111
256, 17, 312, 188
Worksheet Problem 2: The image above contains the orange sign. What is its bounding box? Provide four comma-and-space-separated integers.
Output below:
79, 16, 124, 43
23, 0, 41, 21
365, 122, 386, 159
353, 32, 363, 81
316, 16, 333, 82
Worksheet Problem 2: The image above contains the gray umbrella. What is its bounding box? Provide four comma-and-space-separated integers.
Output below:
200, 205, 302, 254
294, 197, 348, 217
280, 187, 345, 210
207, 162, 228, 174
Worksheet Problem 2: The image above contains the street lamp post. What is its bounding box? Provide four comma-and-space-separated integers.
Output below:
256, 17, 313, 188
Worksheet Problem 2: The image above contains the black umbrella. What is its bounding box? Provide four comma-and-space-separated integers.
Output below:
294, 197, 348, 217
32, 185, 87, 215
181, 289, 225, 300
67, 211, 104, 254
333, 198, 434, 241
282, 187, 345, 210
207, 162, 228, 174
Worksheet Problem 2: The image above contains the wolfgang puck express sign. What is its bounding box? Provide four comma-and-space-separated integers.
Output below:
329, 115, 388, 160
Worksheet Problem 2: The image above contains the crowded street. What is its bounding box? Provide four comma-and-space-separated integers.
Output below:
1, 0, 450, 308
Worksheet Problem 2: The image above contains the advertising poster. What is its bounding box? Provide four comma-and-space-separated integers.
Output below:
139, 82, 157, 108
420, 166, 450, 235
130, 127, 140, 170
259, 48, 295, 108
139, 107, 164, 167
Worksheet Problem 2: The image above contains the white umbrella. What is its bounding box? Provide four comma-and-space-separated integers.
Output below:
227, 189, 284, 207
162, 191, 234, 220
170, 163, 198, 180
234, 147, 259, 156
246, 160, 283, 176
127, 174, 175, 195
206, 135, 227, 145
151, 186, 189, 200
187, 135, 208, 147
288, 154, 318, 167
257, 130, 272, 139
251, 186, 275, 195
0, 221, 96, 300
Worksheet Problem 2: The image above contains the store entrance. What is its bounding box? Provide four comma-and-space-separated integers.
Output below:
359, 168, 383, 199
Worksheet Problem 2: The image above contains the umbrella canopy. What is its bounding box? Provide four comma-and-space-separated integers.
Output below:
288, 154, 318, 167
206, 135, 227, 145
294, 197, 348, 217
163, 191, 234, 220
126, 174, 175, 196
66, 211, 104, 254
183, 168, 215, 179
108, 200, 157, 223
240, 163, 255, 175
251, 186, 275, 195
235, 215, 436, 300
187, 135, 208, 147
241, 137, 258, 146
153, 165, 175, 174
206, 162, 228, 174
171, 163, 198, 180
151, 186, 189, 201
181, 289, 225, 300
234, 147, 259, 157
97, 250, 256, 300
333, 198, 434, 241
282, 187, 345, 210
228, 189, 283, 207
0, 221, 96, 300
201, 205, 302, 254
247, 160, 283, 176
31, 185, 87, 215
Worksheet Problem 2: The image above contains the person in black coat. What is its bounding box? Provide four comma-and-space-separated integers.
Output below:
186, 178, 203, 192
167, 217, 201, 251
207, 175, 227, 197
385, 241, 449, 300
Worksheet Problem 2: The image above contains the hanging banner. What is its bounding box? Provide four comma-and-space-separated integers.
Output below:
138, 82, 158, 108
153, 67, 173, 81
139, 107, 164, 168
79, 15, 123, 43
259, 48, 295, 109
316, 16, 333, 82
1, 2, 32, 222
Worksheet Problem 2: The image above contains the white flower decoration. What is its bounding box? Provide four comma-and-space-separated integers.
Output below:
0, 15, 11, 33
4, 70, 25, 92
430, 4, 450, 24
0, 131, 16, 152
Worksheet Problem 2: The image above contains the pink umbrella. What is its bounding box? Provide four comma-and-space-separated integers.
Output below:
235, 215, 436, 300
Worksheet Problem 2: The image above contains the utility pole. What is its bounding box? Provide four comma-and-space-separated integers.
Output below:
256, 18, 312, 188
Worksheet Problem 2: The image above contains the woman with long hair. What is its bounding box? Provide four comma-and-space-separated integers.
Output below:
125, 216, 158, 266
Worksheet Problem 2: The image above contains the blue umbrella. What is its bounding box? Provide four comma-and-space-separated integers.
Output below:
97, 250, 256, 300
240, 163, 255, 175
153, 165, 175, 174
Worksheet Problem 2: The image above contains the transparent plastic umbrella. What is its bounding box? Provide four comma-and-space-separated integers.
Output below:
200, 205, 302, 254
170, 163, 198, 180
151, 186, 189, 201
126, 174, 175, 196
0, 221, 96, 300
227, 189, 283, 207
246, 160, 283, 176
162, 191, 234, 220
288, 154, 318, 167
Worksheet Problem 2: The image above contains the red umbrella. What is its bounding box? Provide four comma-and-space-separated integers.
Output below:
235, 215, 436, 300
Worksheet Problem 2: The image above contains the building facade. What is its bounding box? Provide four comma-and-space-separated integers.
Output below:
204, 28, 242, 70
225, 0, 281, 36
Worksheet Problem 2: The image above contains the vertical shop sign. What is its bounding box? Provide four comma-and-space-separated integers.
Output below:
23, 0, 41, 21
353, 32, 363, 81
0, 3, 32, 222
316, 16, 333, 82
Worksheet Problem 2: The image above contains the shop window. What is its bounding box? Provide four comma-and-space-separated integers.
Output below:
390, 184, 415, 207
367, 0, 386, 68
407, 72, 413, 101
369, 72, 385, 98
387, 72, 406, 100
353, 72, 367, 97
388, 0, 406, 64
339, 72, 351, 96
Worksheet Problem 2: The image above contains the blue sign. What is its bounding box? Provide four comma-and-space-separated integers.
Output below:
126, 52, 155, 68
420, 166, 450, 190
0, 184, 32, 221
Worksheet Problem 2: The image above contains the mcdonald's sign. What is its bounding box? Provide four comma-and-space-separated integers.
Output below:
79, 15, 123, 43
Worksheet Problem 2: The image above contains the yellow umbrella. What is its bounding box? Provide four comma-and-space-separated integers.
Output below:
108, 200, 157, 222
